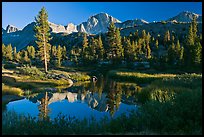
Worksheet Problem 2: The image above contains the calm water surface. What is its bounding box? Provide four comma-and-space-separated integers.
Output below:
4, 78, 142, 121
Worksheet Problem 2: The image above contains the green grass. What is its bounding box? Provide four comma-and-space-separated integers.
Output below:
48, 69, 91, 82
108, 70, 177, 83
2, 75, 72, 92
2, 66, 90, 94
2, 84, 24, 96
136, 73, 202, 103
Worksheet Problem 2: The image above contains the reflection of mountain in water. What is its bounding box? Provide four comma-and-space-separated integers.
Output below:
28, 91, 109, 112
28, 78, 141, 116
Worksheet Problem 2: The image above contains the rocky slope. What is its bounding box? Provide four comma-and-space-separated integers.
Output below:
2, 11, 202, 51
167, 11, 202, 23
77, 12, 121, 34
2, 28, 6, 34
5, 24, 19, 33
2, 22, 36, 51
49, 22, 78, 34
115, 19, 149, 29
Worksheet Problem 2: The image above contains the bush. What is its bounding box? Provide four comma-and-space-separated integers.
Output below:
19, 66, 46, 80
4, 63, 16, 69
70, 73, 91, 81
139, 88, 202, 134
137, 73, 202, 104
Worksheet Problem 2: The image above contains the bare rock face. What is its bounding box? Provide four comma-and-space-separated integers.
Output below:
65, 23, 78, 34
77, 12, 121, 34
49, 22, 77, 34
6, 25, 19, 33
167, 11, 202, 23
77, 24, 87, 33
49, 22, 66, 33
115, 19, 149, 29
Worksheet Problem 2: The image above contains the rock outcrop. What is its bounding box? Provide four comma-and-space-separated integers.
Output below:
49, 22, 77, 34
115, 19, 149, 29
167, 11, 202, 23
6, 25, 19, 33
77, 12, 121, 34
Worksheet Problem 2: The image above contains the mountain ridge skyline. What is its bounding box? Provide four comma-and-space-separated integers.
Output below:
3, 2, 202, 30
3, 10, 202, 31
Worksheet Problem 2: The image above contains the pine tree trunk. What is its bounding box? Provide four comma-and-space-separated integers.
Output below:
43, 34, 48, 73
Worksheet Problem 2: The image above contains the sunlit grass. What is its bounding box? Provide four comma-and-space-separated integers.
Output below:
49, 69, 91, 82
137, 73, 202, 103
2, 84, 24, 96
108, 70, 177, 83
108, 70, 202, 84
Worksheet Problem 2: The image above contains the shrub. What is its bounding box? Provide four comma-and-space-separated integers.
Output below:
4, 63, 16, 69
70, 73, 91, 81
19, 66, 46, 80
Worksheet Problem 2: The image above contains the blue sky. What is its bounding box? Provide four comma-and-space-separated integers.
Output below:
2, 2, 202, 30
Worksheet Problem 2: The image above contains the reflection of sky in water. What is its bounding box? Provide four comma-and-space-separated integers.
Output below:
6, 98, 137, 121
6, 98, 39, 118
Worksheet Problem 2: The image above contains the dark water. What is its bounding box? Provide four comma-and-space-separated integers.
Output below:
4, 77, 142, 121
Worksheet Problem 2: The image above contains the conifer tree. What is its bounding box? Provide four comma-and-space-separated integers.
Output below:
179, 46, 184, 65
164, 30, 171, 48
146, 44, 151, 60
16, 52, 22, 63
124, 38, 135, 62
87, 37, 97, 63
192, 16, 198, 41
146, 32, 151, 59
155, 39, 159, 49
13, 47, 18, 62
107, 22, 117, 62
27, 46, 36, 59
107, 23, 123, 64
194, 42, 202, 65
62, 46, 67, 60
34, 7, 51, 73
187, 24, 194, 46
51, 46, 57, 59
134, 30, 139, 41
167, 43, 175, 65
115, 28, 124, 62
2, 43, 6, 60
184, 18, 199, 66
141, 30, 146, 39
124, 38, 132, 62
56, 45, 62, 67
23, 50, 30, 64
5, 44, 13, 61
97, 35, 104, 61
82, 33, 89, 63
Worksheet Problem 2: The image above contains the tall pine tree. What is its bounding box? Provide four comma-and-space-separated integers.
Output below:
34, 7, 51, 73
107, 23, 123, 64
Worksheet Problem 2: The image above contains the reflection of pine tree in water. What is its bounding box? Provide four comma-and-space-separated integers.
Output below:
97, 77, 104, 99
93, 77, 104, 99
38, 92, 50, 121
106, 80, 122, 117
